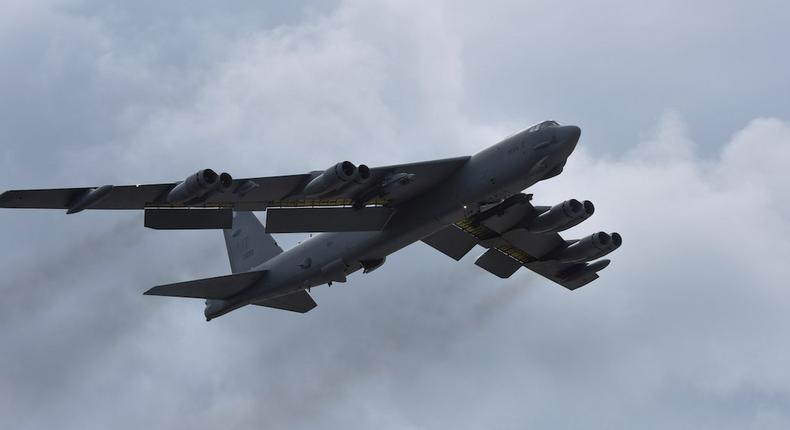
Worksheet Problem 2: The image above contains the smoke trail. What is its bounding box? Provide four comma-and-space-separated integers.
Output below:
192, 249, 533, 428
0, 215, 227, 429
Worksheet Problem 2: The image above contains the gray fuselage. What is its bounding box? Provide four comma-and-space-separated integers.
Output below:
208, 124, 581, 319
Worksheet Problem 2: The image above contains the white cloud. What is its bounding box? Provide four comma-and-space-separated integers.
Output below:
2, 1, 790, 429
110, 0, 498, 182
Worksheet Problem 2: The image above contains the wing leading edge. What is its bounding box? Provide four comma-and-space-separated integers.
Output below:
0, 156, 471, 214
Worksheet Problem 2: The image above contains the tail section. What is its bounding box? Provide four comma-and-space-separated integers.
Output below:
146, 211, 301, 321
223, 211, 283, 273
199, 211, 284, 321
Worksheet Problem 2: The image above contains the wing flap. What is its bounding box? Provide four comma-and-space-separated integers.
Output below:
144, 271, 265, 299
501, 228, 565, 259
422, 225, 478, 260
144, 208, 233, 229
475, 248, 521, 278
252, 290, 317, 313
264, 207, 395, 233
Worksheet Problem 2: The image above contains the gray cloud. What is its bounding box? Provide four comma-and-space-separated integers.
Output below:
1, 1, 790, 429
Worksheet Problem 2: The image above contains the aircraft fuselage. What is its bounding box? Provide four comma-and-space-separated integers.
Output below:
205, 124, 581, 320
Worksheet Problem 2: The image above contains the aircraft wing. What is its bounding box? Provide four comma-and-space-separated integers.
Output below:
422, 193, 620, 290
0, 156, 470, 213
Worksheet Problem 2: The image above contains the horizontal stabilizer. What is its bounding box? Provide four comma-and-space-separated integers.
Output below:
422, 225, 478, 260
265, 207, 395, 233
144, 271, 265, 299
252, 290, 317, 313
145, 208, 233, 229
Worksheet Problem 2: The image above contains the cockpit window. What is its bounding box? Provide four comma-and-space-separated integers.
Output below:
526, 120, 561, 132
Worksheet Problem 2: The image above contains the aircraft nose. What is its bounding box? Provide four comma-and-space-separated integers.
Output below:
561, 125, 581, 143
558, 125, 581, 154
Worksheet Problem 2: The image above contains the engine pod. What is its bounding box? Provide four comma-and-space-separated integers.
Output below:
342, 164, 374, 200
527, 199, 589, 233
218, 172, 233, 192
555, 232, 622, 263
66, 185, 114, 214
302, 161, 357, 197
166, 169, 220, 204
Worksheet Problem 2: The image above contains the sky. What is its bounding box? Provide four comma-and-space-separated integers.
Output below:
1, 0, 790, 428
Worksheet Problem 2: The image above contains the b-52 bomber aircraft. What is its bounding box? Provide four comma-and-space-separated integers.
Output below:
0, 120, 622, 320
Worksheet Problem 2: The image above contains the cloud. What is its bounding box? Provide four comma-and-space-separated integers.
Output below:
1, 1, 790, 429
525, 114, 790, 425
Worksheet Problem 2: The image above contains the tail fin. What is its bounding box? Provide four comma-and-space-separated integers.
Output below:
223, 211, 283, 273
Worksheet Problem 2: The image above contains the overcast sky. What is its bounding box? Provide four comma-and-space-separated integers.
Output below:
1, 1, 790, 429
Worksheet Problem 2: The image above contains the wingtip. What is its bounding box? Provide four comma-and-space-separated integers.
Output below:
0, 190, 12, 207
294, 304, 317, 314
0, 190, 28, 208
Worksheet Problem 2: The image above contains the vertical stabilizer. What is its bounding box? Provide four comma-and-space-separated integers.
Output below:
223, 211, 283, 273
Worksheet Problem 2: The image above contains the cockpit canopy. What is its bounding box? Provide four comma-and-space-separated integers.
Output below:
526, 120, 561, 132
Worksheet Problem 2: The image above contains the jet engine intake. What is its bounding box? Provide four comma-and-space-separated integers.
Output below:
555, 232, 622, 263
342, 164, 373, 199
354, 164, 371, 185
166, 169, 223, 204
303, 161, 358, 197
526, 199, 594, 233
217, 172, 233, 192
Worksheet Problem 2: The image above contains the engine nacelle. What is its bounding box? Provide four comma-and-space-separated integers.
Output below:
354, 164, 371, 185
303, 161, 357, 197
341, 164, 373, 198
526, 199, 594, 233
166, 169, 222, 204
556, 232, 622, 263
217, 172, 233, 192
66, 185, 114, 214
